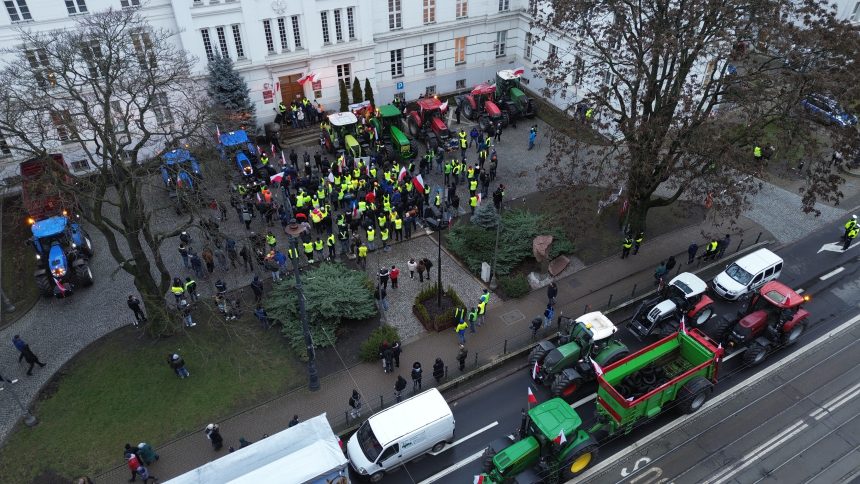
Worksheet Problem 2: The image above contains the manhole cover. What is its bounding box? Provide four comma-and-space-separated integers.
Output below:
501, 309, 525, 326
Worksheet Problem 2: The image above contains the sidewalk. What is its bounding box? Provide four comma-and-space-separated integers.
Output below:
96, 215, 771, 481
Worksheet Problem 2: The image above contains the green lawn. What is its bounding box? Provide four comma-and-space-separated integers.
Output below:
2, 196, 40, 326
0, 304, 302, 482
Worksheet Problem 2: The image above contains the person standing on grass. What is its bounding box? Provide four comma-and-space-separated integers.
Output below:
127, 295, 147, 325
251, 275, 264, 304
254, 305, 270, 329
168, 353, 190, 378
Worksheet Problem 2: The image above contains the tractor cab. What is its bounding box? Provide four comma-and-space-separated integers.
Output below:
30, 215, 91, 295
160, 148, 201, 192
373, 104, 416, 160
326, 112, 360, 156
219, 130, 259, 179
407, 97, 450, 147
739, 281, 808, 332
496, 69, 537, 119
479, 99, 508, 134
543, 312, 618, 375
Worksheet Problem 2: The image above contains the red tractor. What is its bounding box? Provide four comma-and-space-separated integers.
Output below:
406, 97, 451, 150
713, 281, 810, 367
457, 83, 510, 135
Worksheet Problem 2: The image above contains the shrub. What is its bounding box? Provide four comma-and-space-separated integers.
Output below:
359, 324, 400, 362
265, 262, 377, 356
413, 285, 465, 332
498, 274, 530, 299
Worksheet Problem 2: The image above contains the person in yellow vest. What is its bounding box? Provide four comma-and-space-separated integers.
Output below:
366, 226, 376, 251
753, 145, 762, 160
287, 245, 299, 264
469, 194, 478, 214
394, 216, 403, 242
467, 307, 478, 333
458, 129, 468, 160
357, 243, 368, 269
454, 307, 465, 323
469, 178, 478, 197
444, 160, 452, 184
377, 213, 387, 229
844, 226, 858, 251
326, 233, 336, 260
380, 226, 390, 251
621, 236, 633, 259
467, 165, 474, 180
265, 231, 277, 248
452, 161, 462, 186
434, 192, 442, 208
314, 237, 324, 261
303, 240, 315, 264
170, 277, 185, 305
455, 319, 469, 345
477, 300, 487, 327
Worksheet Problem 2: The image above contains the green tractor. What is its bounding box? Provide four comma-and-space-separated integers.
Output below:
529, 311, 629, 397
495, 69, 537, 122
322, 112, 362, 158
370, 104, 417, 160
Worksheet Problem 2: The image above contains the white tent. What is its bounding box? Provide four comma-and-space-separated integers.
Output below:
166, 414, 349, 484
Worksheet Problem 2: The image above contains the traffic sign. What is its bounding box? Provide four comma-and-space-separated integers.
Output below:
396, 81, 404, 91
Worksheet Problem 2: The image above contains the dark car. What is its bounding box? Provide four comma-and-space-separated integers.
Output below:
801, 94, 858, 127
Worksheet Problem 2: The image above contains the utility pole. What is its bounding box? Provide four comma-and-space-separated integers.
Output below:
437, 195, 446, 307
489, 203, 502, 290
286, 221, 320, 391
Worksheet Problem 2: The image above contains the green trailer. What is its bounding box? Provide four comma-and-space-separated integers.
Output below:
482, 329, 723, 483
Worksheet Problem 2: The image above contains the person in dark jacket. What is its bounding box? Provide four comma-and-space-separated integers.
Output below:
547, 281, 558, 305
394, 375, 407, 402
687, 242, 698, 264
379, 341, 393, 373
456, 345, 468, 371
392, 341, 402, 368
127, 295, 147, 325
411, 362, 423, 391
288, 415, 300, 427
168, 353, 189, 378
432, 357, 444, 383
665, 255, 677, 274
250, 276, 264, 303
205, 423, 223, 451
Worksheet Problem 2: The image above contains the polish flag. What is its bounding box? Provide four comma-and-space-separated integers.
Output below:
270, 143, 277, 156
280, 150, 287, 167
532, 361, 540, 380
351, 200, 359, 219
215, 125, 222, 143
528, 387, 538, 405
512, 66, 525, 76
591, 358, 603, 377
440, 100, 449, 112
553, 429, 567, 445
412, 174, 426, 194
477, 193, 482, 204
678, 315, 687, 335
398, 166, 408, 182
474, 476, 485, 484
270, 171, 285, 184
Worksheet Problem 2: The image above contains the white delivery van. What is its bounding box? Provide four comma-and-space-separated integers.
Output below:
346, 388, 455, 482
712, 248, 783, 300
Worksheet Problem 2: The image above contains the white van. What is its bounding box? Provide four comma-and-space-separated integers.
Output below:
712, 248, 783, 300
346, 388, 455, 482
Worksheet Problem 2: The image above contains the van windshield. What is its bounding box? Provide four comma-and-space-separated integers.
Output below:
725, 263, 753, 285
357, 421, 383, 462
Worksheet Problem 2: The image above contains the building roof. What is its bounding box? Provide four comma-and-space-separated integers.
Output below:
367, 388, 451, 445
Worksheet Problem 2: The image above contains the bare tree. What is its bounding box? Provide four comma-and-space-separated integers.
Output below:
0, 8, 213, 335
531, 0, 860, 235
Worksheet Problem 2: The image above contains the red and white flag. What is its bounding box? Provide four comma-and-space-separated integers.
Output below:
440, 100, 449, 112
512, 66, 526, 76
678, 315, 687, 335
412, 174, 426, 194
280, 150, 287, 167
553, 429, 567, 445
528, 387, 538, 405
591, 358, 603, 377
270, 143, 277, 156
532, 361, 540, 380
477, 193, 482, 204
398, 166, 408, 182
270, 171, 285, 184
215, 125, 222, 143
474, 476, 485, 484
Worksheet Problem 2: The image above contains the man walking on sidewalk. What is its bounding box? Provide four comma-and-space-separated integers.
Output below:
547, 281, 558, 306
687, 242, 698, 264
13, 335, 46, 376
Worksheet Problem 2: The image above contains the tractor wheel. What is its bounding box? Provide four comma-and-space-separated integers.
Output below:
463, 102, 474, 120
658, 318, 680, 338
75, 263, 94, 287
780, 321, 806, 346
713, 316, 735, 343
527, 346, 548, 375
479, 116, 491, 133
81, 234, 94, 257
743, 343, 768, 367
501, 112, 511, 128
561, 445, 598, 479
597, 348, 629, 367
481, 448, 497, 473
677, 376, 713, 414
693, 307, 714, 326
407, 117, 420, 137
35, 274, 53, 297
551, 372, 584, 398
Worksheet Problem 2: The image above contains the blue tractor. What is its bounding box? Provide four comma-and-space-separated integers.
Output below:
218, 130, 265, 183
30, 215, 94, 298
160, 148, 203, 214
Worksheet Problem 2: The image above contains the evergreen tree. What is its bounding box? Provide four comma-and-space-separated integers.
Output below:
339, 79, 349, 112
351, 77, 363, 104
471, 201, 499, 229
363, 78, 375, 108
206, 53, 255, 128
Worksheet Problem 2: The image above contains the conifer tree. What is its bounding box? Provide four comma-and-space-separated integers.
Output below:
471, 201, 499, 229
206, 53, 255, 129
339, 79, 349, 112
351, 77, 363, 104
364, 78, 375, 108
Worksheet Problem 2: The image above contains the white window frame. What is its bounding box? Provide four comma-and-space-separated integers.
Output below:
454, 36, 466, 65
494, 30, 507, 57
423, 0, 435, 24
346, 7, 356, 40
232, 24, 245, 58
131, 31, 156, 69
425, 85, 436, 96
390, 49, 403, 78
456, 0, 467, 19
52, 110, 72, 142
65, 0, 87, 15
320, 11, 331, 44
152, 92, 173, 126
291, 15, 302, 48
120, 0, 139, 8
82, 39, 105, 78
573, 55, 584, 85
4, 0, 32, 21
548, 43, 558, 58
423, 43, 435, 71
388, 0, 401, 30
337, 63, 351, 90
851, 1, 860, 22
333, 9, 343, 42
277, 17, 288, 51
263, 19, 275, 53
498, 0, 509, 12
524, 32, 532, 60
70, 159, 90, 171
455, 79, 466, 90
216, 26, 229, 57
26, 48, 54, 88
201, 29, 215, 61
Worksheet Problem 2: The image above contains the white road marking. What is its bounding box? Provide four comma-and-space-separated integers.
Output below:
796, 288, 805, 294
724, 349, 744, 361
810, 381, 860, 421
704, 421, 808, 484
427, 421, 498, 455
820, 267, 845, 281
417, 448, 486, 484
571, 393, 597, 409
569, 311, 860, 483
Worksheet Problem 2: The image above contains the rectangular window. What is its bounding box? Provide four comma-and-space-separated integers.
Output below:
70, 159, 90, 171
456, 0, 467, 18
548, 43, 557, 58
51, 110, 72, 142
423, 0, 435, 24
454, 36, 466, 64
232, 24, 245, 58
65, 0, 87, 15
455, 79, 466, 89
390, 49, 403, 77
82, 40, 105, 77
263, 19, 275, 53
498, 0, 509, 11
346, 7, 356, 39
524, 32, 532, 60
4, 0, 32, 21
216, 26, 229, 57
290, 16, 302, 48
423, 43, 435, 71
201, 29, 215, 61
388, 0, 401, 30
573, 55, 584, 84
120, 0, 139, 7
425, 85, 436, 96
320, 11, 330, 44
333, 9, 343, 42
337, 63, 351, 89
0, 130, 11, 156
153, 92, 173, 125
26, 48, 54, 88
277, 17, 288, 51
131, 32, 156, 69
495, 30, 507, 57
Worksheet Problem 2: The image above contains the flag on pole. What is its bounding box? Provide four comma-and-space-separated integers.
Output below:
412, 174, 426, 194
216, 125, 222, 144
280, 150, 287, 167
532, 361, 540, 380
270, 143, 277, 156
590, 358, 603, 377
477, 193, 482, 204
678, 315, 687, 335
270, 171, 285, 184
398, 166, 408, 182
512, 66, 526, 76
474, 476, 485, 484
351, 200, 359, 219
528, 387, 538, 405
553, 429, 567, 445
440, 100, 449, 112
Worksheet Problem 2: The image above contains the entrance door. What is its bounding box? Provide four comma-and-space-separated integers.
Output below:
278, 74, 305, 104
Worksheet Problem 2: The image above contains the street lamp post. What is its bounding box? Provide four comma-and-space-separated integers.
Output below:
437, 195, 446, 307
0, 379, 37, 427
489, 203, 502, 290
286, 221, 320, 392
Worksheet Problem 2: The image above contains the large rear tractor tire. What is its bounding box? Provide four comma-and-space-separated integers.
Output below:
407, 117, 420, 137
35, 274, 53, 297
693, 307, 714, 326
81, 234, 94, 257
551, 372, 584, 398
75, 263, 94, 287
527, 346, 548, 377
780, 321, 806, 346
713, 316, 735, 343
463, 102, 474, 120
677, 376, 713, 414
561, 445, 598, 479
742, 343, 768, 367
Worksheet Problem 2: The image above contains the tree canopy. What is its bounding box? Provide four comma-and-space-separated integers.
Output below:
206, 53, 255, 129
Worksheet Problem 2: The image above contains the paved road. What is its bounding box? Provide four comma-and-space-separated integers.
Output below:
372, 219, 860, 483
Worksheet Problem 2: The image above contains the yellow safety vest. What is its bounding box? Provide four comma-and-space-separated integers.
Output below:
366, 229, 375, 242
266, 234, 276, 246
394, 218, 402, 230
303, 242, 314, 254
470, 196, 477, 207
470, 180, 477, 191
327, 234, 336, 247
622, 238, 632, 249
381, 229, 389, 241
314, 239, 323, 251
358, 246, 368, 257
478, 301, 486, 315
171, 285, 184, 295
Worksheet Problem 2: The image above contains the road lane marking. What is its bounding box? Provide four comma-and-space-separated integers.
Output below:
724, 349, 744, 361
796, 288, 804, 294
809, 381, 860, 420
571, 393, 597, 409
820, 267, 845, 281
428, 421, 498, 455
418, 448, 486, 484
705, 421, 808, 484
571, 311, 860, 483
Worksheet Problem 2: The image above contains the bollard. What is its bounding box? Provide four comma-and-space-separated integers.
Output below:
631, 283, 637, 297
345, 410, 350, 425
676, 263, 682, 275
755, 232, 761, 244
584, 304, 591, 314
736, 239, 743, 253
474, 352, 478, 367
379, 394, 383, 409
503, 339, 508, 354
607, 294, 613, 308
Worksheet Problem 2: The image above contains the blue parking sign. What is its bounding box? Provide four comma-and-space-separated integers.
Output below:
396, 81, 404, 91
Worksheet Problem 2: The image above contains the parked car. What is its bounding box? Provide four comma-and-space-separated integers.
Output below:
801, 94, 857, 127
